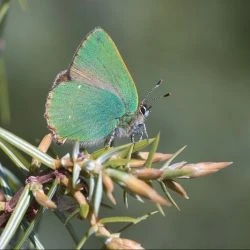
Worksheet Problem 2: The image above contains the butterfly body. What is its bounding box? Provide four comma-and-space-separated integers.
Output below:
45, 27, 150, 146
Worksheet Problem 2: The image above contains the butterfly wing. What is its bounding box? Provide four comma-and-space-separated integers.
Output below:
69, 27, 138, 113
46, 27, 138, 144
46, 80, 125, 144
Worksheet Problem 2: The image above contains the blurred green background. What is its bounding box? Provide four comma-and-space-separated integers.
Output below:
1, 0, 250, 248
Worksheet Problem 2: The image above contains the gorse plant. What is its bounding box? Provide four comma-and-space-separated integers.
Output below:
0, 2, 232, 249
0, 128, 232, 249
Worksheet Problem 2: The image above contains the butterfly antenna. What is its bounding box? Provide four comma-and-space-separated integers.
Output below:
147, 92, 171, 110
141, 79, 163, 104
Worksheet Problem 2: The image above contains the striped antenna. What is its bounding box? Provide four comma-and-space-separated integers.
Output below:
147, 92, 171, 110
141, 79, 163, 104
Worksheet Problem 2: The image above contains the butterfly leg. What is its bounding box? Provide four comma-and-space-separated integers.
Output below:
130, 134, 135, 143
142, 123, 148, 139
138, 123, 148, 140
139, 131, 144, 140
105, 130, 116, 147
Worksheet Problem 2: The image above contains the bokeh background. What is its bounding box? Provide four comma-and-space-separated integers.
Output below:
1, 0, 250, 248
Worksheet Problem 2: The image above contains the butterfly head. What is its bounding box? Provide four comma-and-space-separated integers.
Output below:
139, 80, 170, 119
139, 103, 151, 118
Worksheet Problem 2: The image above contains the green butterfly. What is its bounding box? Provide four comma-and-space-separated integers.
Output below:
45, 27, 165, 146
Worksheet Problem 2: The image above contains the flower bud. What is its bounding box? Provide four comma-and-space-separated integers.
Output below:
103, 172, 116, 205
33, 188, 57, 209
181, 162, 233, 178
105, 237, 144, 250
31, 134, 53, 167
132, 152, 172, 163
163, 179, 189, 199
132, 168, 163, 180
105, 168, 171, 206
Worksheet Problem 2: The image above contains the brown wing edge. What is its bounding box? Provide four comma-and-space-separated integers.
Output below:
44, 68, 113, 146
44, 27, 125, 145
44, 28, 103, 144
44, 69, 70, 144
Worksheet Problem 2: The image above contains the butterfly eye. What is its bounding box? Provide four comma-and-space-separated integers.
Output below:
140, 105, 147, 115
140, 104, 151, 117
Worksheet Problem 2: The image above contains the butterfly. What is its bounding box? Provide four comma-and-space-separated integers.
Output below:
45, 27, 168, 147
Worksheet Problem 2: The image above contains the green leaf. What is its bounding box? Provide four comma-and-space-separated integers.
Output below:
76, 225, 97, 249
144, 132, 160, 168
134, 194, 144, 203
123, 189, 128, 208
88, 175, 95, 202
132, 138, 155, 153
91, 137, 155, 160
14, 179, 59, 249
64, 208, 80, 225
96, 143, 131, 165
54, 210, 79, 244
160, 181, 180, 211
27, 229, 44, 249
134, 210, 158, 223
0, 138, 30, 172
90, 147, 109, 159
99, 216, 138, 224
123, 186, 144, 204
104, 158, 129, 168
91, 142, 132, 160
161, 145, 187, 170
156, 203, 165, 216
72, 141, 80, 160
72, 163, 81, 188
125, 143, 134, 169
79, 203, 89, 219
26, 232, 44, 249
99, 212, 158, 225
161, 167, 190, 179
17, 221, 45, 250
0, 164, 22, 203
0, 163, 14, 199
0, 0, 10, 24
0, 127, 55, 168
94, 172, 103, 216
117, 210, 159, 233
0, 184, 31, 248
